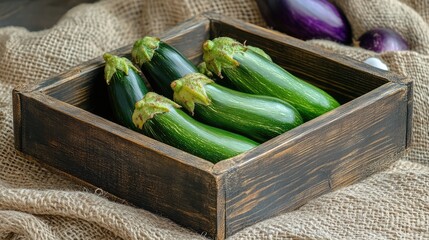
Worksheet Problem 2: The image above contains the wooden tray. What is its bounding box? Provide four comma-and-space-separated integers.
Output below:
12, 12, 412, 239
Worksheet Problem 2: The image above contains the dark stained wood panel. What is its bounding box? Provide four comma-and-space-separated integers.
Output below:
221, 83, 408, 235
19, 91, 220, 236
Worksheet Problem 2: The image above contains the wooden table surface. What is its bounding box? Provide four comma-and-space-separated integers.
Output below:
0, 0, 97, 31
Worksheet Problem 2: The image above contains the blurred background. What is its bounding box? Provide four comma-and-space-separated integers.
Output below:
0, 0, 97, 31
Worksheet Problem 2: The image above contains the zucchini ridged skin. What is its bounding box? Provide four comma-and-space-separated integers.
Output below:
108, 70, 148, 130
225, 51, 339, 120
133, 39, 198, 99
199, 84, 303, 142
104, 54, 148, 130
171, 73, 303, 143
132, 92, 258, 163
143, 107, 259, 163
203, 38, 340, 121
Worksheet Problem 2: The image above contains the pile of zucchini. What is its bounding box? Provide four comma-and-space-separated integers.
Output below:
103, 36, 339, 163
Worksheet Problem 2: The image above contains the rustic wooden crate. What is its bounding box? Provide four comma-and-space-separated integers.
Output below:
13, 12, 412, 239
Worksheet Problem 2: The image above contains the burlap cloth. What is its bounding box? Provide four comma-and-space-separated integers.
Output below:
0, 0, 428, 239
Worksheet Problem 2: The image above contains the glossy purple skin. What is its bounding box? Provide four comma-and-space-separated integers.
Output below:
258, 0, 352, 43
358, 28, 409, 53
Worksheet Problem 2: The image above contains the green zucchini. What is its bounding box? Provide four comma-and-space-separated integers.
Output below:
131, 36, 198, 99
202, 37, 340, 121
171, 73, 303, 142
198, 45, 272, 79
197, 46, 272, 90
103, 53, 148, 130
132, 92, 259, 163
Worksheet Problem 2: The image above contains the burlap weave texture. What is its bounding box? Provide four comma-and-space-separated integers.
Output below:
0, 0, 428, 239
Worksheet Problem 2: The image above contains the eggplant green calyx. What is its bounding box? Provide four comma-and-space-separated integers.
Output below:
202, 37, 246, 77
103, 53, 139, 85
171, 73, 213, 115
131, 36, 160, 67
132, 92, 181, 129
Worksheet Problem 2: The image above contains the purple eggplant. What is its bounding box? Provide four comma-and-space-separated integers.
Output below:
257, 0, 352, 44
358, 28, 409, 53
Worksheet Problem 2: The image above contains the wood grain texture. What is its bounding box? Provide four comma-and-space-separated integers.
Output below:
219, 83, 408, 236
206, 13, 410, 237
111, 14, 210, 65
18, 90, 220, 236
34, 16, 210, 122
12, 13, 413, 240
30, 15, 209, 95
405, 80, 413, 148
12, 88, 22, 150
13, 15, 221, 238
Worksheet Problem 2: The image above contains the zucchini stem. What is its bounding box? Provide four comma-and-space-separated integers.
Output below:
202, 37, 244, 77
171, 73, 213, 115
131, 36, 160, 67
103, 53, 139, 85
202, 37, 274, 77
132, 92, 181, 129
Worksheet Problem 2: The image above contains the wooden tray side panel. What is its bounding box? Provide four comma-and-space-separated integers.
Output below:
13, 88, 23, 150
222, 83, 408, 236
43, 67, 107, 115
18, 91, 220, 237
207, 13, 394, 103
112, 15, 210, 64
33, 16, 210, 112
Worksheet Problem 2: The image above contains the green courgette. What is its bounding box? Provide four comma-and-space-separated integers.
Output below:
197, 45, 272, 90
131, 36, 198, 99
103, 53, 148, 130
171, 73, 303, 142
198, 45, 272, 79
132, 92, 259, 163
202, 37, 340, 121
